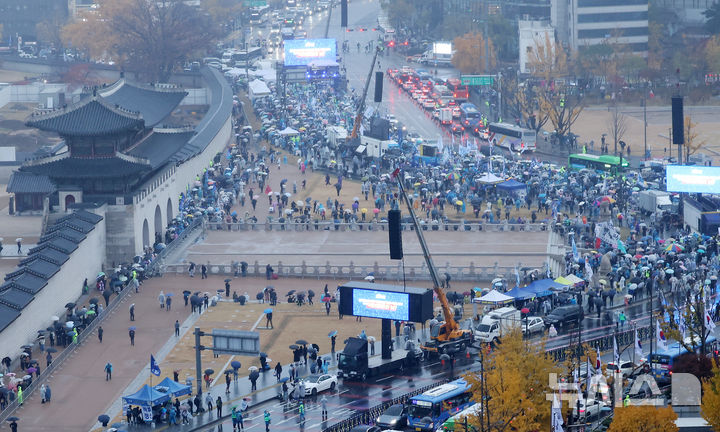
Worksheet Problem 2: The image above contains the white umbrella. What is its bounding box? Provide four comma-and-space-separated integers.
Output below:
51, 316, 59, 321
364, 275, 375, 281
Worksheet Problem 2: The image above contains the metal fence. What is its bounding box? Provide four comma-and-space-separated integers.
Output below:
322, 378, 452, 432
546, 324, 652, 362
162, 260, 525, 283
146, 217, 204, 276
206, 220, 548, 233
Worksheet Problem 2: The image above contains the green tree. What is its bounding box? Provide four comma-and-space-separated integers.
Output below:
704, 2, 720, 35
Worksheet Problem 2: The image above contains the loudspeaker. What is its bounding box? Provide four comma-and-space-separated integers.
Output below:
341, 0, 348, 28
672, 96, 684, 145
388, 209, 403, 260
374, 71, 383, 103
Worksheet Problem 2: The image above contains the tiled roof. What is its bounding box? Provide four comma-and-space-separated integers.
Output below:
46, 217, 95, 235
39, 228, 86, 244
99, 81, 187, 127
6, 171, 56, 194
128, 130, 195, 169
22, 154, 151, 179
0, 304, 21, 332
5, 272, 48, 294
5, 258, 61, 281
25, 96, 144, 136
20, 247, 69, 266
60, 210, 103, 224
0, 287, 34, 309
31, 237, 78, 255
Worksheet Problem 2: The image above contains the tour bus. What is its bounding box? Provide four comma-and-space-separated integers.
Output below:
249, 5, 270, 25
459, 103, 481, 128
408, 378, 475, 431
650, 335, 718, 384
487, 122, 536, 153
446, 78, 469, 101
568, 153, 629, 175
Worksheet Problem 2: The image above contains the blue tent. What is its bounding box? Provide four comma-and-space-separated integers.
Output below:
496, 179, 527, 193
505, 286, 536, 300
122, 384, 170, 407
154, 377, 192, 397
524, 279, 564, 297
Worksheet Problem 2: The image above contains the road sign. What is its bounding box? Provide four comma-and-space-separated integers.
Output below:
461, 75, 495, 86
212, 329, 260, 356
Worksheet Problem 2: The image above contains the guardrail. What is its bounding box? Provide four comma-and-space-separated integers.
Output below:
161, 260, 524, 282
146, 217, 204, 276
322, 378, 453, 432
205, 220, 548, 233
546, 324, 652, 362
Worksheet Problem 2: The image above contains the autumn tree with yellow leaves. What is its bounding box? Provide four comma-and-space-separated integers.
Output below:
62, 0, 222, 82
683, 116, 706, 163
702, 366, 720, 430
465, 329, 564, 431
608, 406, 678, 432
452, 32, 496, 74
526, 33, 568, 83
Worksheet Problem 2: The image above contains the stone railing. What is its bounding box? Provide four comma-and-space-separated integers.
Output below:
162, 260, 523, 282
206, 220, 548, 233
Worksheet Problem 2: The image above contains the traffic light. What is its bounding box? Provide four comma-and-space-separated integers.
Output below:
559, 98, 565, 108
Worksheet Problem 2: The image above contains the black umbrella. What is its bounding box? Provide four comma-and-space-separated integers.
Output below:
98, 415, 110, 426
295, 339, 308, 345
88, 298, 99, 305
308, 289, 315, 297
190, 295, 202, 305
28, 359, 38, 365
20, 344, 33, 350
224, 279, 232, 282
224, 370, 233, 375
249, 370, 260, 380
45, 347, 57, 353
65, 302, 75, 309
312, 343, 320, 351
255, 293, 264, 300
6, 416, 19, 422
289, 344, 299, 350
259, 352, 267, 358
287, 290, 296, 296
204, 368, 214, 375
183, 290, 192, 295
231, 360, 242, 369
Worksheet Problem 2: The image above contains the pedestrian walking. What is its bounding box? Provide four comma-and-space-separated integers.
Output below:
206, 393, 213, 411
321, 395, 328, 420
225, 280, 231, 297
264, 410, 271, 432
232, 406, 242, 431
201, 264, 208, 279
129, 303, 135, 321
298, 401, 305, 421
216, 396, 223, 417
166, 295, 172, 311
275, 362, 282, 382
40, 384, 46, 403
98, 326, 103, 343
175, 320, 180, 337
331, 335, 336, 353
17, 386, 22, 405
16, 238, 21, 254
189, 262, 195, 277
266, 311, 273, 329
250, 371, 258, 391
44, 384, 51, 403
105, 361, 113, 380
619, 311, 627, 329
226, 373, 232, 394
129, 328, 135, 346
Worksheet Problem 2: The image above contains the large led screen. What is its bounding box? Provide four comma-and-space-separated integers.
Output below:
666, 165, 720, 193
283, 39, 336, 66
352, 289, 409, 321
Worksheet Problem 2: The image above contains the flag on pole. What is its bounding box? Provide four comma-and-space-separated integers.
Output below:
514, 266, 521, 288
706, 309, 717, 331
150, 355, 161, 376
571, 236, 580, 262
596, 346, 602, 370
613, 335, 619, 365
552, 393, 565, 432
656, 320, 668, 351
587, 356, 594, 377
584, 257, 594, 282
634, 329, 643, 359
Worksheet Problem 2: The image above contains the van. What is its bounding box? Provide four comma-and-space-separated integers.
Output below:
474, 307, 521, 344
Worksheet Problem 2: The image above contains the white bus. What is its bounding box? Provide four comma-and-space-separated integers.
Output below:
487, 122, 536, 153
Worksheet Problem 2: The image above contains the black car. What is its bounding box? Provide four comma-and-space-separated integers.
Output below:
544, 305, 584, 329
376, 404, 408, 429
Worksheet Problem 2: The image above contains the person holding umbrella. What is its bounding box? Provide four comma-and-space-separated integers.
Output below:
265, 309, 273, 329
249, 368, 259, 391
129, 327, 136, 346
225, 279, 231, 297
129, 304, 135, 321
274, 362, 282, 382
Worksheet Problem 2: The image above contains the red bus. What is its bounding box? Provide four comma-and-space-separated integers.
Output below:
447, 78, 469, 101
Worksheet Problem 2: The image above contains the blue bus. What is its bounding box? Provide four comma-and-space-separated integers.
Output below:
650, 335, 718, 383
407, 378, 475, 431
459, 103, 481, 128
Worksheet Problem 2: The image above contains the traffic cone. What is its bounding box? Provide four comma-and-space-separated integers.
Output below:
466, 350, 471, 359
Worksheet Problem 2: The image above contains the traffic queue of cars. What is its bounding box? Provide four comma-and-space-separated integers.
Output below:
386, 67, 487, 138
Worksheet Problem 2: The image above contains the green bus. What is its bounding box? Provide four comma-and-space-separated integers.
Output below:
568, 153, 629, 175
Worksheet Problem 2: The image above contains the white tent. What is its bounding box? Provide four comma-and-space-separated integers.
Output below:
278, 127, 299, 136
249, 69, 277, 82
248, 79, 271, 100
476, 173, 504, 184
472, 289, 514, 305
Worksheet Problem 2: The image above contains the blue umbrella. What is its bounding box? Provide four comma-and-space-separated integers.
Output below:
328, 330, 338, 337
165, 293, 174, 297
231, 361, 242, 369
279, 377, 289, 383
264, 308, 273, 314
129, 326, 136, 331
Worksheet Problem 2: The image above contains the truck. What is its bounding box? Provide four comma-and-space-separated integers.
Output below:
439, 107, 452, 125
326, 125, 348, 148
637, 190, 674, 215
337, 337, 423, 381
359, 135, 397, 158
420, 42, 453, 67
473, 306, 521, 344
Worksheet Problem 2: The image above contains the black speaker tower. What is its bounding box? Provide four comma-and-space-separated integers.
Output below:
672, 96, 684, 145
374, 72, 383, 103
340, 0, 348, 28
388, 209, 403, 260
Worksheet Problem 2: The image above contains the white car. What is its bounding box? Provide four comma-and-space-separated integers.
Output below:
573, 400, 606, 419
302, 373, 337, 396
521, 316, 545, 335
604, 361, 640, 378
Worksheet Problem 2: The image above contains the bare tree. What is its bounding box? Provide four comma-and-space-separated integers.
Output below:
606, 102, 628, 155
684, 116, 706, 162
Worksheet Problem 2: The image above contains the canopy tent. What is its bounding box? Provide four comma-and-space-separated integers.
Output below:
278, 127, 299, 136
472, 289, 514, 305
153, 377, 191, 397
505, 286, 536, 300
248, 79, 271, 101
496, 179, 527, 193
553, 276, 573, 286
249, 69, 277, 82
525, 279, 565, 297
476, 173, 504, 184
122, 384, 171, 407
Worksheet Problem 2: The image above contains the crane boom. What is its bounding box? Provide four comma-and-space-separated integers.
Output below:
349, 46, 381, 140
391, 169, 463, 342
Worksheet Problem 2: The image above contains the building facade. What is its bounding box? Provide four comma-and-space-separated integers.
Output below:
551, 0, 649, 54
0, 0, 68, 42
519, 20, 555, 74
